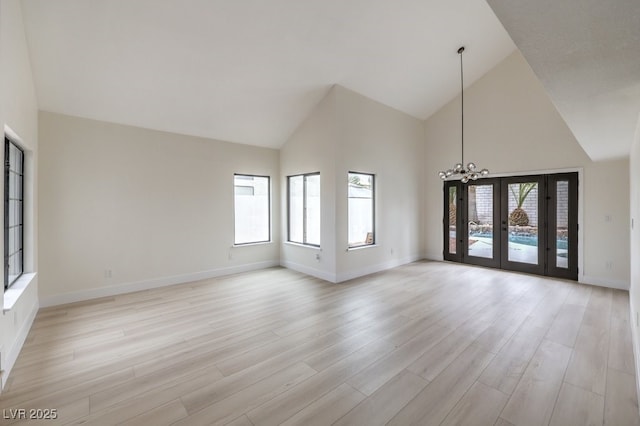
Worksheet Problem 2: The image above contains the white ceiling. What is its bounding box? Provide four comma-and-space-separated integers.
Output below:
487, 0, 640, 161
20, 0, 515, 149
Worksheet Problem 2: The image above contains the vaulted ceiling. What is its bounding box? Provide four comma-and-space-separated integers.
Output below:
19, 1, 639, 160
20, 0, 515, 148
487, 0, 640, 161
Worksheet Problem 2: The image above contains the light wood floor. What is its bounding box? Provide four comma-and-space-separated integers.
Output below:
1, 261, 639, 425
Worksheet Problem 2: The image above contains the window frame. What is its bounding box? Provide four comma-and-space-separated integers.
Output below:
233, 173, 271, 246
287, 172, 320, 247
5, 137, 24, 290
348, 171, 375, 249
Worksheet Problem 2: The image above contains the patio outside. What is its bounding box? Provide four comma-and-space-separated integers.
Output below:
449, 182, 569, 268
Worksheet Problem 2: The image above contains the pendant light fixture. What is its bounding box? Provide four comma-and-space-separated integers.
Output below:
438, 46, 488, 183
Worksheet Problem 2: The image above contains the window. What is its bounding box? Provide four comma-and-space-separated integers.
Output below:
348, 172, 375, 247
234, 174, 270, 245
5, 138, 24, 289
288, 173, 320, 246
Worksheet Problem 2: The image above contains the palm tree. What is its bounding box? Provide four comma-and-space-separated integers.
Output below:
509, 183, 536, 226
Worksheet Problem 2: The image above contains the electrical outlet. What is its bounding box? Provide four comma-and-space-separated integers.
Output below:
315, 253, 320, 261
636, 311, 638, 327
605, 261, 613, 270
104, 269, 112, 278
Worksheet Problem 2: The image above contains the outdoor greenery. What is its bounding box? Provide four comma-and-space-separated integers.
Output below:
509, 182, 536, 226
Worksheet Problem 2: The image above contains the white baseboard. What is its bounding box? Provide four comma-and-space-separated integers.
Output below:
336, 254, 422, 283
280, 260, 337, 283
40, 260, 280, 307
423, 251, 443, 261
580, 275, 629, 291
2, 299, 38, 390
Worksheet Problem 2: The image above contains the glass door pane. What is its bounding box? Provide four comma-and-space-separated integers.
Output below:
555, 180, 569, 269
448, 186, 457, 255
547, 173, 578, 280
499, 176, 544, 275
507, 182, 539, 265
467, 184, 494, 259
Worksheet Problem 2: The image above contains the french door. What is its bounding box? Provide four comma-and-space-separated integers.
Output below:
444, 173, 578, 280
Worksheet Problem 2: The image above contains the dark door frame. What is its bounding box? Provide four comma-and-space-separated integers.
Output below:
465, 178, 501, 269
499, 175, 545, 276
443, 172, 579, 280
546, 173, 579, 280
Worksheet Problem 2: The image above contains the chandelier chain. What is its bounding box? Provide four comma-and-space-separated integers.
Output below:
460, 46, 464, 165
437, 46, 489, 183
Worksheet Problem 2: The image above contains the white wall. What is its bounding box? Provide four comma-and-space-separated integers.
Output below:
280, 87, 338, 281
280, 85, 424, 282
0, 0, 39, 389
38, 112, 280, 306
333, 86, 424, 281
424, 51, 630, 289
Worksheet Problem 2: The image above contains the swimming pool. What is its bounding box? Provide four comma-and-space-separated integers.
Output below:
472, 233, 568, 250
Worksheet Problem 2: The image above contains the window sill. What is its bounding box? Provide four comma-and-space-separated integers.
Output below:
347, 244, 378, 252
4, 272, 37, 313
284, 241, 321, 250
232, 241, 273, 248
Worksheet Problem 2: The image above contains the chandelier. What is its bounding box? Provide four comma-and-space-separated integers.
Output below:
438, 46, 488, 183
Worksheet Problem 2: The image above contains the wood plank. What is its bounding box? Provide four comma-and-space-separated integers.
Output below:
279, 383, 365, 426
245, 339, 395, 426
407, 329, 475, 381
66, 366, 227, 424
119, 399, 189, 426
441, 381, 509, 426
564, 319, 609, 395
347, 324, 451, 396
302, 329, 380, 372
1, 263, 637, 426
500, 339, 573, 426
225, 415, 255, 426
16, 398, 90, 426
0, 368, 135, 414
387, 344, 495, 426
604, 368, 640, 425
564, 282, 593, 306
473, 308, 531, 354
478, 320, 547, 395
524, 285, 570, 331
178, 332, 342, 415
215, 328, 338, 376
173, 362, 317, 426
608, 290, 635, 375
549, 382, 604, 426
89, 363, 224, 413
545, 303, 586, 348
333, 370, 428, 426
